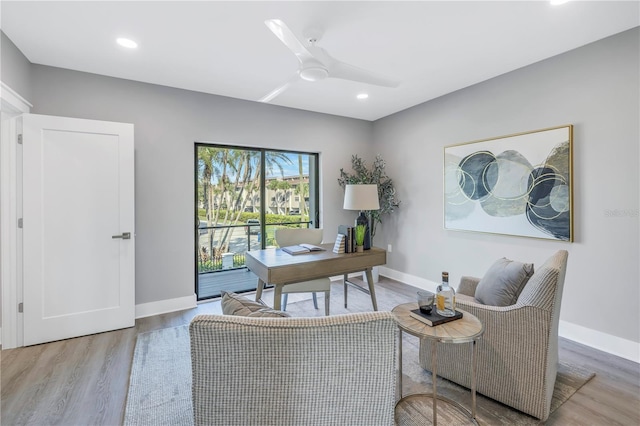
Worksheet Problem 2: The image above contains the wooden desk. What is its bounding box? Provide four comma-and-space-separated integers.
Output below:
245, 244, 386, 311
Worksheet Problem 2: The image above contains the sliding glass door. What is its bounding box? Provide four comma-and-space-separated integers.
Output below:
195, 144, 319, 300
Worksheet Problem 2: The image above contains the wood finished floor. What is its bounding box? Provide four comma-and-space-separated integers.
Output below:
2, 277, 639, 426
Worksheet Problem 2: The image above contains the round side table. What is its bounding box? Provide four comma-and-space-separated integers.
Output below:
392, 303, 484, 426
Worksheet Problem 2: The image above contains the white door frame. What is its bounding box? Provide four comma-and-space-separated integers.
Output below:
1, 82, 32, 349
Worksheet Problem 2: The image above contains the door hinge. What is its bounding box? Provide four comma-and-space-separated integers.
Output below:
18, 302, 23, 313
17, 134, 23, 145
18, 218, 23, 228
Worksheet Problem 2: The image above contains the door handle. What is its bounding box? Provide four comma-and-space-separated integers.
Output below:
112, 232, 131, 240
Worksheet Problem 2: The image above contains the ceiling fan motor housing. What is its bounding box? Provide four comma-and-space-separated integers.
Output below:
299, 66, 329, 81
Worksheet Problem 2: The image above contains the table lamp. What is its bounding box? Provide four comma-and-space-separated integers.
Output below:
343, 184, 380, 250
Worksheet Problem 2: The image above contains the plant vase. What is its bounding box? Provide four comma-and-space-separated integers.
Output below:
356, 245, 364, 253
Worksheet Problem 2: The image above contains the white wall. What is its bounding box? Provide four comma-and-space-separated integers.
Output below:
29, 65, 371, 306
373, 28, 639, 358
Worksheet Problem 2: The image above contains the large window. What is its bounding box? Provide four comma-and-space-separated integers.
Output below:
194, 144, 319, 300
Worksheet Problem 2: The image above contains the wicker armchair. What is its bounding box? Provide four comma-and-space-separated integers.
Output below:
190, 312, 398, 426
419, 250, 568, 421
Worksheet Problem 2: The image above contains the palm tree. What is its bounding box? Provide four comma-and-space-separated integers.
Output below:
297, 154, 308, 216
197, 147, 293, 263
197, 147, 230, 256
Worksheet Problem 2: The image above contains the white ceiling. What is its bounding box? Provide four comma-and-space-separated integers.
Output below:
1, 1, 638, 121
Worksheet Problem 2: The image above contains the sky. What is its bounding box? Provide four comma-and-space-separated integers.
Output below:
266, 153, 310, 179
199, 149, 311, 183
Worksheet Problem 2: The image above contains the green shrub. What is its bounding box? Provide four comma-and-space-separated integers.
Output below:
198, 210, 310, 227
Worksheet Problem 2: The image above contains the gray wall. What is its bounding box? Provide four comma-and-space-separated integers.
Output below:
373, 28, 640, 344
1, 31, 32, 102
29, 66, 371, 305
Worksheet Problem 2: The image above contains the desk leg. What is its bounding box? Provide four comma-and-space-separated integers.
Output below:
255, 278, 265, 303
432, 341, 438, 426
364, 268, 378, 311
273, 284, 283, 311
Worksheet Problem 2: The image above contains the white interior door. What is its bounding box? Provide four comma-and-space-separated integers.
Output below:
22, 113, 134, 346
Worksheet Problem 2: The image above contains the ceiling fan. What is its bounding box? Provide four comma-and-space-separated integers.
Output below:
259, 19, 400, 103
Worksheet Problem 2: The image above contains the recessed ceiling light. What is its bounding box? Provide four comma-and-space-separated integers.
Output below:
550, 0, 569, 5
356, 93, 369, 100
116, 38, 138, 49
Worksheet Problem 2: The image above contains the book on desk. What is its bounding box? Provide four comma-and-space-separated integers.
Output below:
338, 225, 354, 253
410, 308, 463, 326
281, 244, 326, 255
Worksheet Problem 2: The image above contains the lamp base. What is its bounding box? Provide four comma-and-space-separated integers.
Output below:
355, 211, 371, 250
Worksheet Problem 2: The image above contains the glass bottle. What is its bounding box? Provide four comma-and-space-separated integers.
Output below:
436, 271, 456, 317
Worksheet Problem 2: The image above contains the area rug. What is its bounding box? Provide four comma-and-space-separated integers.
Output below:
124, 326, 193, 426
124, 285, 595, 425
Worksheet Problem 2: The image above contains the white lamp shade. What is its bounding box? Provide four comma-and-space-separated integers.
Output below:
343, 184, 380, 210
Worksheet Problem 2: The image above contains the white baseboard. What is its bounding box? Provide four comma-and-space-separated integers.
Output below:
380, 266, 640, 364
379, 266, 440, 292
135, 294, 197, 319
559, 320, 640, 363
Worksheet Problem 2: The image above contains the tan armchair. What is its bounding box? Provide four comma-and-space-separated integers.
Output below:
419, 250, 568, 421
190, 312, 398, 426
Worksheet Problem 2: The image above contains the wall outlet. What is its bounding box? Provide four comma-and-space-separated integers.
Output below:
387, 244, 392, 253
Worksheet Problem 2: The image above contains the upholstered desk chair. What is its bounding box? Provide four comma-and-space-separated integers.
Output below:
274, 228, 331, 315
419, 250, 568, 421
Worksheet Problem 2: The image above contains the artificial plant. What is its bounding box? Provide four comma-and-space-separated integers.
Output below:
338, 154, 400, 242
355, 224, 366, 247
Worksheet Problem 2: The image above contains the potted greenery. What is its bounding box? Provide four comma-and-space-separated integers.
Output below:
338, 154, 400, 282
338, 154, 400, 244
354, 224, 366, 252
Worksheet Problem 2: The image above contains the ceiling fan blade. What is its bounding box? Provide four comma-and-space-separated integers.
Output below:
258, 74, 299, 103
328, 59, 400, 88
265, 19, 315, 63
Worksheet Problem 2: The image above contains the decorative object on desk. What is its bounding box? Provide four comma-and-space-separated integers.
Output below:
338, 154, 401, 247
342, 184, 379, 250
333, 234, 346, 254
281, 244, 325, 255
436, 271, 456, 317
410, 308, 463, 327
444, 125, 573, 241
417, 290, 434, 314
338, 224, 354, 253
354, 224, 366, 252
